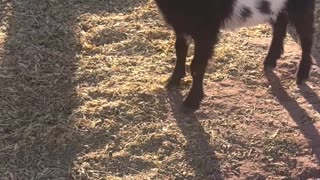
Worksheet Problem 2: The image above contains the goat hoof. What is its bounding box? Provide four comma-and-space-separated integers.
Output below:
180, 104, 197, 114
296, 76, 308, 85
166, 76, 183, 89
296, 78, 307, 85
182, 97, 201, 112
166, 81, 180, 89
296, 72, 309, 85
263, 64, 276, 72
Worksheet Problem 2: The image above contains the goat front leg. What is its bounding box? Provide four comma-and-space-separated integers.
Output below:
182, 34, 216, 111
167, 33, 189, 88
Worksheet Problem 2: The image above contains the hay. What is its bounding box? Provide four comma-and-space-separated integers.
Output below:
1, 0, 320, 179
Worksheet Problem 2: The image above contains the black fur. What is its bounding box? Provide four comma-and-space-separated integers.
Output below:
155, 0, 315, 111
257, 0, 272, 14
240, 6, 253, 21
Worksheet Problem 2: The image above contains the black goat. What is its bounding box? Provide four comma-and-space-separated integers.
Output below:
155, 0, 315, 111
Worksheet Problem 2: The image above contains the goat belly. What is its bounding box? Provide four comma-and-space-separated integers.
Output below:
223, 0, 288, 29
155, 0, 288, 31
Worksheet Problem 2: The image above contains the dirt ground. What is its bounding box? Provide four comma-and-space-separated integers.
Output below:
0, 0, 320, 179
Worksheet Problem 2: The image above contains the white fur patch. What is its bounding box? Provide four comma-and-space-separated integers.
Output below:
223, 0, 288, 30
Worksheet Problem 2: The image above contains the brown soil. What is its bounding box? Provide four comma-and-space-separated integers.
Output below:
0, 0, 319, 179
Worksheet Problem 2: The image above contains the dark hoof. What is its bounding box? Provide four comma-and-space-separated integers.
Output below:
180, 104, 197, 114
166, 74, 185, 89
296, 76, 308, 85
296, 71, 309, 85
264, 65, 276, 72
263, 63, 276, 72
166, 79, 180, 89
181, 96, 202, 113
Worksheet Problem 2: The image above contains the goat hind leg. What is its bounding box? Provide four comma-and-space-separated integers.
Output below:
167, 33, 189, 88
293, 16, 314, 84
264, 12, 288, 71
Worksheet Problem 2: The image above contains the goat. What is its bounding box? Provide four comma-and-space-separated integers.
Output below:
154, 0, 315, 111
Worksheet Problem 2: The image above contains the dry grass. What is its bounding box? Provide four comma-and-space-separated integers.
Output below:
0, 0, 320, 179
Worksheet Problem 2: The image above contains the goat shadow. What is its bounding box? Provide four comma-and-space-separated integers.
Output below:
167, 89, 223, 180
298, 50, 320, 115
264, 70, 320, 165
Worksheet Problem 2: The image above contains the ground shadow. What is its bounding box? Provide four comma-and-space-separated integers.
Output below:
286, 18, 320, 164
299, 83, 320, 115
167, 89, 223, 180
0, 0, 143, 178
297, 40, 320, 122
264, 71, 320, 166
287, 21, 320, 104
312, 49, 320, 68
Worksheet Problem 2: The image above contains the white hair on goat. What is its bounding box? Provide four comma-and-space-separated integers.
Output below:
224, 0, 288, 29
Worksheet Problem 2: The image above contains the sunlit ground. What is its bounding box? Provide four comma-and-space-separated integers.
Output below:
1, 0, 320, 179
